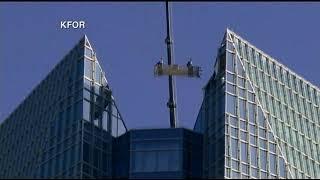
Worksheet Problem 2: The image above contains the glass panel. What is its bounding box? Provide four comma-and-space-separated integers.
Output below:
231, 138, 239, 159
250, 135, 257, 146
117, 120, 126, 136
237, 59, 246, 77
231, 127, 238, 137
227, 51, 235, 72
169, 150, 180, 171
111, 116, 118, 137
230, 116, 238, 127
94, 83, 100, 95
158, 151, 169, 171
239, 99, 246, 119
84, 78, 92, 90
83, 100, 90, 121
227, 83, 236, 94
241, 142, 248, 163
93, 147, 100, 168
242, 163, 249, 175
83, 89, 91, 100
251, 167, 258, 178
239, 88, 246, 98
85, 47, 93, 58
102, 111, 108, 131
269, 143, 276, 153
260, 149, 267, 170
240, 120, 247, 130
279, 157, 286, 178
270, 153, 276, 174
231, 170, 240, 179
227, 40, 234, 51
250, 146, 258, 166
77, 60, 84, 78
227, 94, 237, 115
258, 108, 265, 127
260, 138, 267, 149
238, 77, 245, 88
248, 103, 255, 123
84, 59, 93, 79
260, 171, 267, 179
133, 152, 144, 172
95, 62, 102, 84
227, 72, 236, 84
83, 142, 90, 163
259, 128, 267, 139
240, 131, 247, 141
250, 124, 257, 135
232, 159, 239, 170
144, 151, 156, 172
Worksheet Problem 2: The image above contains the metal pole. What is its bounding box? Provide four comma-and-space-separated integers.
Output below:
165, 1, 177, 128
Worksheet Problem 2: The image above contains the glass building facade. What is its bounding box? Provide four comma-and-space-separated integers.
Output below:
0, 35, 127, 178
1, 30, 319, 179
113, 128, 203, 179
0, 35, 203, 179
195, 29, 320, 179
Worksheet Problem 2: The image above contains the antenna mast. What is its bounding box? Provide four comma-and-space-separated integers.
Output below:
165, 1, 177, 128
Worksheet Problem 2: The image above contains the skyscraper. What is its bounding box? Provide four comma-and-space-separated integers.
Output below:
195, 29, 320, 179
0, 35, 203, 179
0, 35, 128, 178
1, 29, 319, 179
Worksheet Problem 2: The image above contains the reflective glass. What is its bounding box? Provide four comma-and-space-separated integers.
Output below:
227, 73, 236, 84
230, 116, 238, 127
227, 94, 237, 115
251, 167, 258, 178
232, 160, 239, 170
257, 108, 265, 127
85, 47, 93, 58
231, 127, 238, 137
84, 59, 93, 79
83, 142, 90, 163
240, 120, 247, 130
231, 138, 239, 159
239, 99, 246, 119
240, 131, 247, 141
249, 124, 257, 135
144, 151, 156, 172
248, 103, 255, 123
237, 59, 246, 77
84, 78, 92, 90
227, 52, 235, 72
238, 77, 245, 88
227, 83, 236, 94
239, 88, 246, 98
117, 120, 126, 136
83, 100, 90, 121
241, 142, 248, 163
260, 150, 267, 170
231, 170, 240, 179
250, 146, 258, 166
111, 116, 118, 136
250, 135, 257, 146
95, 62, 102, 84
83, 89, 90, 100
158, 151, 169, 171
133, 152, 144, 172
102, 111, 108, 131
259, 128, 267, 139
270, 153, 276, 174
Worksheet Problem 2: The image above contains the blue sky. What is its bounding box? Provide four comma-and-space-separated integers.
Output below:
0, 2, 320, 129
